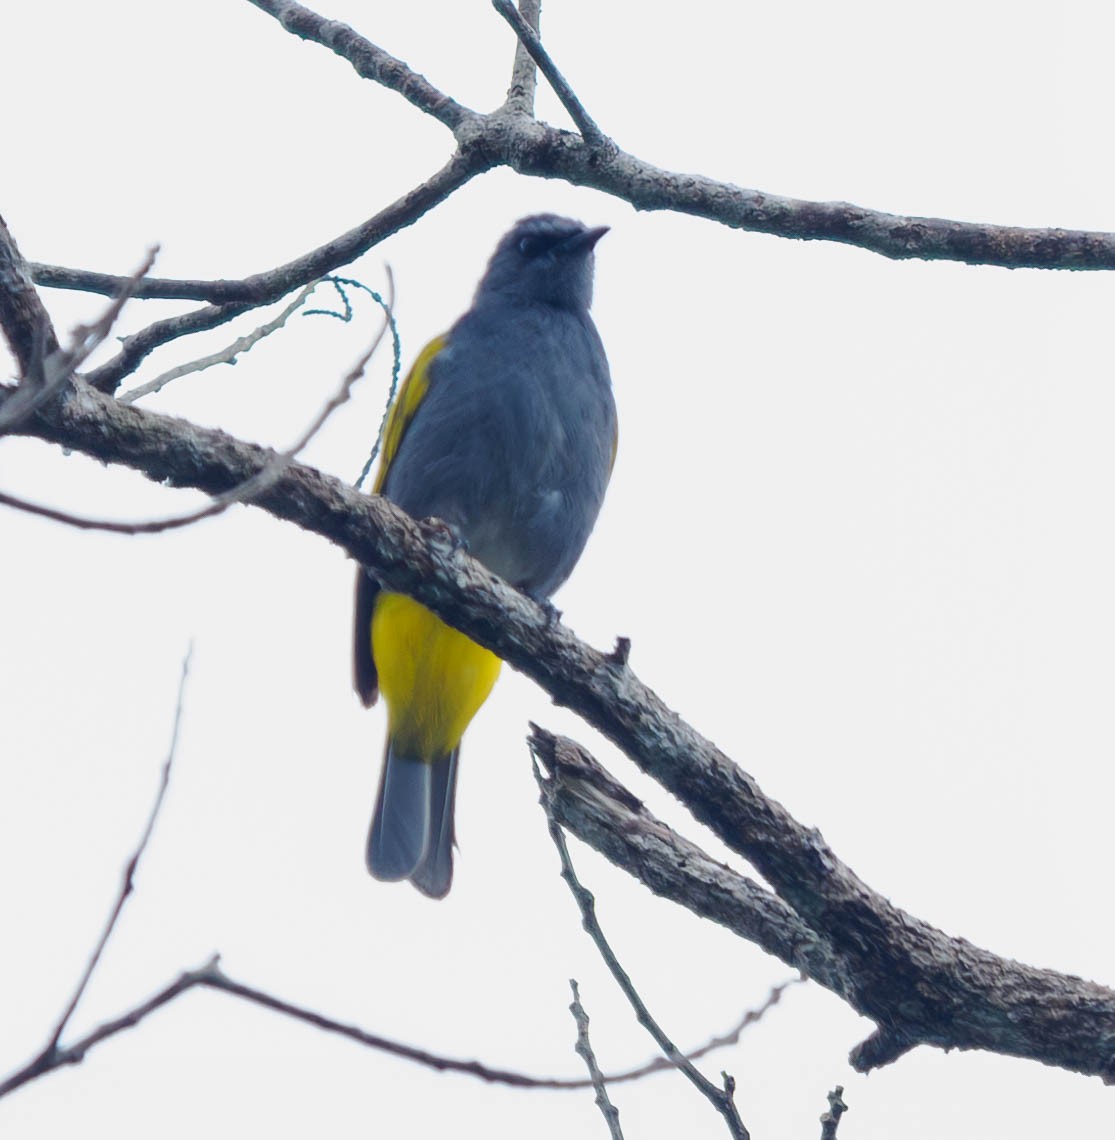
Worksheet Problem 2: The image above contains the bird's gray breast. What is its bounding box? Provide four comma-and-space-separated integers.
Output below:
382, 302, 615, 598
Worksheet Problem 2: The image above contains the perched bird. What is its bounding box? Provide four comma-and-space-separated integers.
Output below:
353, 214, 617, 898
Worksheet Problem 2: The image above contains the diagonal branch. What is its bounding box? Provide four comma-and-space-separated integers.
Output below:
8, 363, 1115, 1082
492, 0, 608, 145
118, 280, 321, 404
29, 0, 1115, 317
245, 0, 476, 130
5, 207, 1115, 1083
2, 281, 391, 534
540, 786, 748, 1139
79, 152, 485, 392
531, 728, 846, 994
43, 649, 191, 1053
6, 351, 1115, 1080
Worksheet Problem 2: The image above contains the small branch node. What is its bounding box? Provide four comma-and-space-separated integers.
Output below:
819, 1085, 848, 1140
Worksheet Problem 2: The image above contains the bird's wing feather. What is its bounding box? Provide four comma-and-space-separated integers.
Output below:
353, 333, 449, 705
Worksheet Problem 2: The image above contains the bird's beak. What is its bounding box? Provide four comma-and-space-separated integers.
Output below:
559, 225, 610, 256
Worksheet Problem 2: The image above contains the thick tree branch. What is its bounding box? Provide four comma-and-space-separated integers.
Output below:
531, 729, 846, 994
29, 3, 1115, 308
7, 361, 1115, 1082
0, 214, 58, 374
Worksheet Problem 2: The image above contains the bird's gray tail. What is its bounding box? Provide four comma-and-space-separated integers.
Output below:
367, 743, 458, 899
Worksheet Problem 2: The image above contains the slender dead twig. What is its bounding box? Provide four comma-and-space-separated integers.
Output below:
537, 765, 749, 1140
44, 647, 191, 1054
0, 950, 793, 1100
119, 281, 322, 404
819, 1087, 848, 1140
0, 960, 215, 1099
595, 979, 801, 1086
80, 153, 483, 393
491, 0, 607, 145
570, 981, 625, 1140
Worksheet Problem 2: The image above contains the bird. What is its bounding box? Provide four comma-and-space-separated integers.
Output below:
353, 214, 617, 898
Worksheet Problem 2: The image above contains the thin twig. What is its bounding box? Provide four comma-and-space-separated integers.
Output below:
819, 1086, 848, 1140
0, 246, 157, 433
119, 281, 322, 404
602, 979, 801, 1085
0, 960, 215, 1099
570, 980, 625, 1140
492, 0, 608, 144
0, 952, 783, 1099
502, 0, 541, 115
44, 646, 192, 1053
1, 285, 393, 535
81, 153, 483, 393
536, 762, 749, 1140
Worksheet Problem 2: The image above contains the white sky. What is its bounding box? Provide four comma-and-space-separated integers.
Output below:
3, 2, 1115, 1137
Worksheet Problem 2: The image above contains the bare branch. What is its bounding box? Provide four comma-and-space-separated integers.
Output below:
531, 729, 845, 993
245, 0, 476, 130
27, 4, 1115, 315
0, 213, 58, 375
569, 981, 625, 1140
44, 647, 192, 1053
1, 949, 784, 1100
9, 360, 1115, 1081
0, 246, 159, 435
492, 0, 608, 145
539, 773, 749, 1140
119, 281, 322, 404
0, 960, 216, 1100
596, 980, 801, 1087
1, 289, 391, 535
819, 1087, 848, 1140
502, 0, 540, 115
80, 153, 484, 392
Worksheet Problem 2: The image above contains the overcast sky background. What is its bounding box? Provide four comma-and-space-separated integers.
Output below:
3, 2, 1115, 1137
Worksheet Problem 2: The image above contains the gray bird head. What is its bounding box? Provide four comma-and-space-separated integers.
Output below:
476, 214, 609, 312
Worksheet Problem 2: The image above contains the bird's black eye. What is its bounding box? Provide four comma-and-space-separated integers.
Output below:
517, 234, 552, 259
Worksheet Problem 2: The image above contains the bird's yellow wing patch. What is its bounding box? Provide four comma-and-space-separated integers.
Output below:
374, 334, 448, 493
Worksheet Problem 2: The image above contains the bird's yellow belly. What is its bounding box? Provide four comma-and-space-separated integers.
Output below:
371, 592, 502, 760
